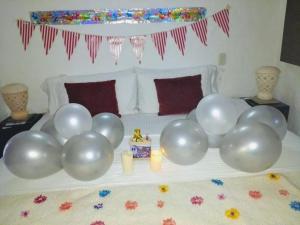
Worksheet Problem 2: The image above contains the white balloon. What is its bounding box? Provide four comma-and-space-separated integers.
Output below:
54, 103, 92, 139
196, 94, 238, 135
41, 117, 68, 145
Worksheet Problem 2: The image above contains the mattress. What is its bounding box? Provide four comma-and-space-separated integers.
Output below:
1, 99, 300, 196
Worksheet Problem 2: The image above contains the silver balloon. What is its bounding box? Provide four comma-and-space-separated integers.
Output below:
54, 103, 92, 139
186, 109, 197, 122
220, 122, 282, 173
3, 131, 62, 179
208, 134, 224, 148
41, 117, 68, 145
160, 119, 208, 165
196, 94, 239, 135
62, 131, 114, 181
238, 105, 287, 140
92, 113, 124, 149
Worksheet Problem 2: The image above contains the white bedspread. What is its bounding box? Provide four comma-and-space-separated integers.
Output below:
1, 99, 300, 196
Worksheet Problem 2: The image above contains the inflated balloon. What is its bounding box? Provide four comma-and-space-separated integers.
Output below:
208, 134, 224, 148
220, 122, 282, 173
196, 94, 239, 135
238, 105, 287, 140
186, 109, 197, 122
62, 131, 114, 181
41, 118, 68, 145
3, 131, 62, 179
92, 113, 124, 149
54, 103, 92, 139
160, 119, 208, 165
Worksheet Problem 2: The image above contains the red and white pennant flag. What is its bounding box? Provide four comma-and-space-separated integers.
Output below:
85, 35, 102, 64
191, 19, 208, 46
62, 30, 80, 60
130, 36, 146, 64
170, 26, 187, 56
213, 9, 230, 37
151, 31, 168, 60
40, 25, 58, 55
17, 20, 36, 51
107, 37, 125, 65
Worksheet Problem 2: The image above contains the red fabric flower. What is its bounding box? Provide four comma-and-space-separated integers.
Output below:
157, 200, 164, 208
162, 218, 176, 225
249, 190, 262, 199
191, 196, 204, 205
125, 200, 138, 210
218, 193, 226, 200
59, 202, 72, 211
279, 189, 289, 196
20, 210, 30, 218
90, 221, 105, 225
33, 195, 47, 204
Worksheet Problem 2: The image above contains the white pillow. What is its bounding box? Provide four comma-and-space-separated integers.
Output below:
41, 69, 137, 115
136, 65, 218, 113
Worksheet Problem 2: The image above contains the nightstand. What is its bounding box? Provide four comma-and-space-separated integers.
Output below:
0, 114, 44, 158
243, 98, 289, 121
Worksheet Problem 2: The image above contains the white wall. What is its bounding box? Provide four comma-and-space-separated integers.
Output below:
0, 0, 298, 135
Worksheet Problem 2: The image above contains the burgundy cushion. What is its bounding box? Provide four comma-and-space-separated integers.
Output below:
154, 75, 203, 115
64, 80, 120, 116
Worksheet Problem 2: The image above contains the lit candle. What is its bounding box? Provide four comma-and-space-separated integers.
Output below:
121, 150, 134, 175
150, 150, 162, 172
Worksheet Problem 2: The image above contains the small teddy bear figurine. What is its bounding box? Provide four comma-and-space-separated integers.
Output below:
132, 128, 144, 142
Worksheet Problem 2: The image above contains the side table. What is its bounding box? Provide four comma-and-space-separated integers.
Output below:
0, 114, 44, 158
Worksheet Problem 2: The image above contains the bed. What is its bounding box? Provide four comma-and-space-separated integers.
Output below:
0, 65, 300, 224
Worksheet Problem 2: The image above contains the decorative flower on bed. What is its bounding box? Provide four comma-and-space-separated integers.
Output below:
225, 208, 240, 220
162, 218, 176, 225
157, 200, 165, 208
268, 173, 281, 181
249, 190, 262, 199
279, 189, 289, 196
99, 190, 111, 198
59, 202, 72, 211
20, 210, 30, 218
290, 201, 300, 212
90, 220, 105, 225
125, 200, 138, 210
94, 203, 104, 210
159, 185, 169, 193
190, 196, 204, 205
211, 179, 224, 186
33, 194, 47, 204
217, 193, 226, 200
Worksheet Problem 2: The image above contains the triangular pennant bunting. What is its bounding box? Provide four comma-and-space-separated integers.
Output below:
170, 26, 187, 55
151, 31, 168, 60
107, 37, 125, 65
62, 30, 80, 60
40, 25, 58, 55
85, 34, 102, 64
17, 20, 36, 51
191, 19, 208, 46
130, 36, 146, 64
212, 9, 230, 37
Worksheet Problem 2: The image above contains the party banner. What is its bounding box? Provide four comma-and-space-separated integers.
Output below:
191, 19, 208, 46
213, 9, 230, 37
85, 35, 102, 64
170, 26, 188, 56
40, 25, 58, 55
107, 37, 125, 65
17, 20, 36, 51
151, 32, 168, 60
130, 36, 146, 64
62, 30, 81, 60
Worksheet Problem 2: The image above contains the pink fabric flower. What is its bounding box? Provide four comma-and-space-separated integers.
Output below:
218, 193, 226, 200
191, 196, 204, 205
249, 190, 262, 199
279, 189, 289, 196
90, 221, 105, 225
33, 195, 47, 204
125, 200, 138, 210
59, 202, 72, 211
20, 210, 30, 218
162, 218, 176, 225
157, 200, 165, 208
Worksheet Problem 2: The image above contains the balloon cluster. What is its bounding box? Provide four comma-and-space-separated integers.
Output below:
161, 94, 286, 172
3, 103, 124, 181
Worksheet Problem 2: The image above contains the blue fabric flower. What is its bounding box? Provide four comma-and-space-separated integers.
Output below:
99, 190, 111, 198
94, 203, 103, 209
211, 179, 224, 186
290, 201, 300, 211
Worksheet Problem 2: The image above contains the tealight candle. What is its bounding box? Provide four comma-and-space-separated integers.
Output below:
150, 150, 162, 172
121, 150, 134, 175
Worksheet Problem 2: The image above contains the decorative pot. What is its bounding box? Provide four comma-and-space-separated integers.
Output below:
256, 66, 280, 100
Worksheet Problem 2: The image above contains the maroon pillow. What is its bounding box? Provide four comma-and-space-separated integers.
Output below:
154, 75, 203, 115
64, 80, 120, 116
